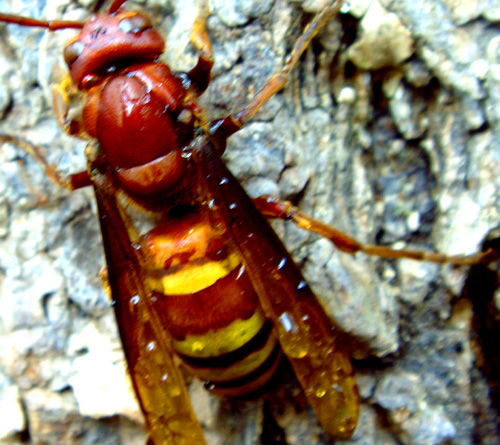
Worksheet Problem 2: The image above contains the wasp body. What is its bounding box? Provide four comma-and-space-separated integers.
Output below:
1, 0, 499, 444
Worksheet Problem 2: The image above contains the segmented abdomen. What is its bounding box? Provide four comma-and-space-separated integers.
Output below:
142, 211, 281, 396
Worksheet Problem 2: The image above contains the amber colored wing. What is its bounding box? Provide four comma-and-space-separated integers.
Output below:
91, 170, 206, 445
192, 135, 359, 440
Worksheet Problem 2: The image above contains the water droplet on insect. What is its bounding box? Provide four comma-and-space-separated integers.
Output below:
236, 265, 245, 279
170, 386, 181, 397
340, 2, 351, 14
192, 341, 204, 353
283, 340, 308, 358
297, 280, 307, 290
315, 386, 327, 398
229, 203, 237, 210
130, 295, 140, 305
331, 383, 342, 392
147, 341, 156, 351
219, 177, 229, 185
279, 312, 292, 332
161, 374, 168, 382
204, 381, 216, 391
279, 312, 297, 332
277, 257, 286, 270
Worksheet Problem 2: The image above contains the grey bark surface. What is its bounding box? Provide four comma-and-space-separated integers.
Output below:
0, 0, 499, 444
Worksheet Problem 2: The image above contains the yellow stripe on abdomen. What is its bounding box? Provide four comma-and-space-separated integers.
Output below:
159, 251, 241, 295
181, 332, 278, 382
172, 310, 266, 357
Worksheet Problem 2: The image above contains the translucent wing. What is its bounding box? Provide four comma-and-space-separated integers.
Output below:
192, 136, 359, 439
92, 169, 206, 445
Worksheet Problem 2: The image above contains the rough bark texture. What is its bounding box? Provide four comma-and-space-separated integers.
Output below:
0, 0, 499, 444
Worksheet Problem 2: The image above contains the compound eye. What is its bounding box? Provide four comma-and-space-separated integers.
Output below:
118, 13, 152, 34
63, 40, 85, 66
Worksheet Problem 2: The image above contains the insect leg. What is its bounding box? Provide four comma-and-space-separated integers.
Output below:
186, 0, 214, 94
253, 196, 499, 266
52, 74, 89, 139
191, 0, 213, 60
209, 0, 344, 143
0, 135, 91, 190
233, 0, 344, 126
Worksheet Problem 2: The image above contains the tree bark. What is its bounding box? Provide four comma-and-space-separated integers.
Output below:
0, 0, 499, 443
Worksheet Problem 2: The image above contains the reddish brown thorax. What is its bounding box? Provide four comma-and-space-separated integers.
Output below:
63, 8, 196, 196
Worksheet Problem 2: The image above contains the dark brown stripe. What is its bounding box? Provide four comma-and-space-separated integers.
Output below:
178, 320, 273, 369
204, 343, 281, 389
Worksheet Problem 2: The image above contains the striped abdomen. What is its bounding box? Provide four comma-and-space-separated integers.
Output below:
142, 211, 281, 396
